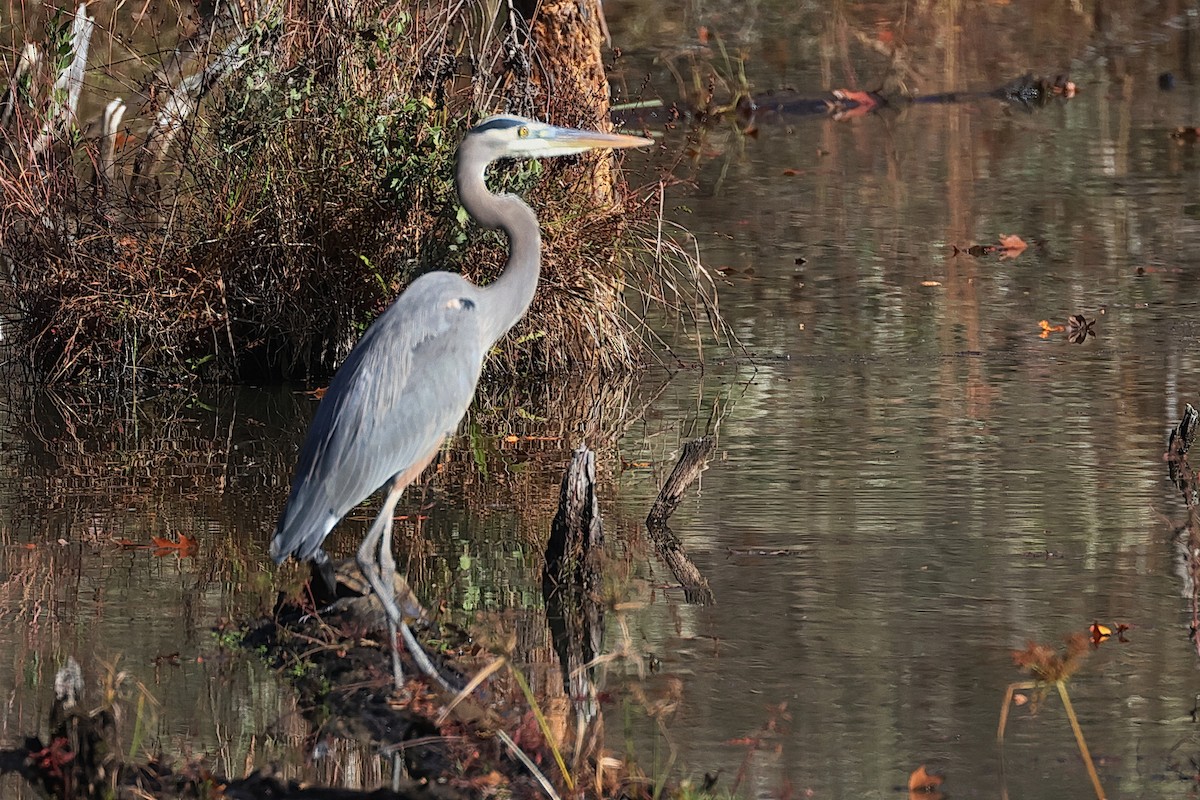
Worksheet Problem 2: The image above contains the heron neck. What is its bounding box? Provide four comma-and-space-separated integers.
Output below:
457, 153, 542, 346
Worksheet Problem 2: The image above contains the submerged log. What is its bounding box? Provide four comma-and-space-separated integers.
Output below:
1163, 405, 1200, 656
1168, 403, 1199, 501
645, 437, 715, 605
733, 72, 1077, 128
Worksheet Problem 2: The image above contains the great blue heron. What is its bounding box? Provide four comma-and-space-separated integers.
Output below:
271, 114, 651, 690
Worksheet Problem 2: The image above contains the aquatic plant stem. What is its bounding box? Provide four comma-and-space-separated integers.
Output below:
997, 679, 1105, 800
996, 680, 1035, 742
435, 655, 504, 726
1056, 681, 1105, 800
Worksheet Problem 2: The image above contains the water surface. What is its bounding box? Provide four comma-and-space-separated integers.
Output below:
5, 1, 1200, 798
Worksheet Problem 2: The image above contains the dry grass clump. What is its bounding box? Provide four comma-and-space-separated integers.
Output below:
0, 0, 693, 387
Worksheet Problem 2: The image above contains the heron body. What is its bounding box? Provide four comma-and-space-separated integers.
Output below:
270, 272, 487, 564
269, 114, 651, 689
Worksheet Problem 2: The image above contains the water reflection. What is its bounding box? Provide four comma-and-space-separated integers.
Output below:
601, 2, 1200, 796
6, 0, 1200, 797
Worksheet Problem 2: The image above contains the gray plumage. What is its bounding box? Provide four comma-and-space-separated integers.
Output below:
268, 114, 651, 689
271, 273, 484, 561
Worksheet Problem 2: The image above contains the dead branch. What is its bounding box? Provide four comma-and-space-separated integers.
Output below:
645, 436, 714, 605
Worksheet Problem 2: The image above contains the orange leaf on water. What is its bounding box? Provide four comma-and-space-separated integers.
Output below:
998, 234, 1028, 259
151, 534, 198, 555
908, 764, 944, 793
1038, 320, 1066, 339
831, 89, 879, 110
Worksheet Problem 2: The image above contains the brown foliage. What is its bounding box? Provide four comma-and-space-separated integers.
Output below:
0, 0, 660, 387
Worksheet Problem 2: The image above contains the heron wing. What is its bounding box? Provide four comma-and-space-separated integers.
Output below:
272, 273, 486, 561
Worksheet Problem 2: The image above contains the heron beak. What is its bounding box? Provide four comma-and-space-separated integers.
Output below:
540, 125, 654, 153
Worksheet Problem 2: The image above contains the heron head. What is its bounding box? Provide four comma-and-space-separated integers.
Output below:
467, 114, 652, 160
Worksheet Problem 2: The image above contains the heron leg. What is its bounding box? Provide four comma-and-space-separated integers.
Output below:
357, 478, 406, 689
356, 479, 449, 692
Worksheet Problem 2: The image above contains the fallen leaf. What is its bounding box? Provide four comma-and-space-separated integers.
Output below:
782, 168, 804, 176
1066, 314, 1096, 344
831, 89, 879, 111
920, 280, 942, 287
998, 234, 1028, 259
1038, 320, 1065, 339
1089, 621, 1112, 646
151, 534, 198, 556
908, 764, 944, 793
1013, 693, 1028, 706
477, 771, 507, 789
697, 26, 709, 45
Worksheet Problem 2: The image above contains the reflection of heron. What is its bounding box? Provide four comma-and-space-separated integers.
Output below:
271, 115, 651, 690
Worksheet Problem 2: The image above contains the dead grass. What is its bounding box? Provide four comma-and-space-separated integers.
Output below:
0, 0, 721, 388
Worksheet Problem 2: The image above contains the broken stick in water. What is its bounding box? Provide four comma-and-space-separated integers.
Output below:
645, 436, 715, 605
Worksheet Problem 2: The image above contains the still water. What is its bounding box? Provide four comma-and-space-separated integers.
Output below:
5, 1, 1200, 797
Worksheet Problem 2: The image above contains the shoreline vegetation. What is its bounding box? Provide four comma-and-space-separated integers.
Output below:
0, 0, 711, 389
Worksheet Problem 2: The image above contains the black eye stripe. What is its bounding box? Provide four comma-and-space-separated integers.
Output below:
472, 118, 524, 134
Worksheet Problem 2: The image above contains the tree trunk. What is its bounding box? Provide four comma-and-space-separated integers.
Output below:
516, 0, 617, 203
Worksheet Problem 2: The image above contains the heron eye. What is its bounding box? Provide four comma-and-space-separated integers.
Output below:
518, 126, 529, 138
